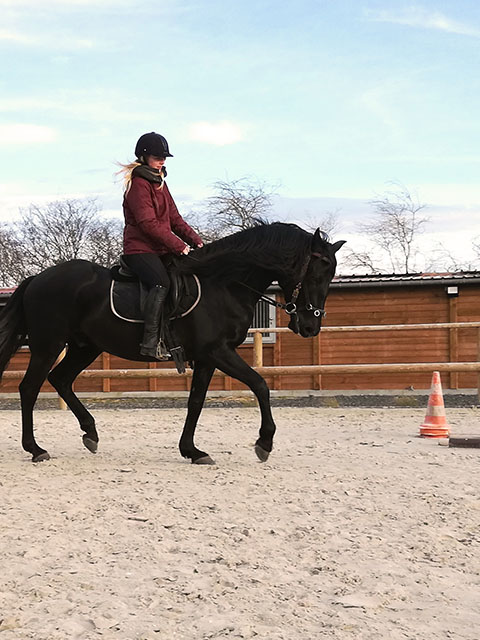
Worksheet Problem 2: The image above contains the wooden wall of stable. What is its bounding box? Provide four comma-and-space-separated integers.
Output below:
1, 281, 479, 393
308, 284, 478, 391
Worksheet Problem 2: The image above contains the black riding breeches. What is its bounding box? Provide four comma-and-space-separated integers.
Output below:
121, 253, 170, 289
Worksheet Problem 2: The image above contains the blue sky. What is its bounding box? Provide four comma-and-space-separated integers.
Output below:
1, 0, 480, 270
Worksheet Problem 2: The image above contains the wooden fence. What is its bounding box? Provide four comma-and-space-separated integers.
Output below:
2, 321, 480, 399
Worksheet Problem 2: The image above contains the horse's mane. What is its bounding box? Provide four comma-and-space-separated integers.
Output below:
177, 222, 317, 283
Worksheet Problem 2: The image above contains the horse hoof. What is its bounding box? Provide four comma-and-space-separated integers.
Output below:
82, 436, 98, 454
255, 444, 270, 462
193, 455, 216, 465
32, 452, 50, 463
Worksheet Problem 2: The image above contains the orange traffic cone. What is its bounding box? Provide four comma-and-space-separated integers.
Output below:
419, 371, 450, 438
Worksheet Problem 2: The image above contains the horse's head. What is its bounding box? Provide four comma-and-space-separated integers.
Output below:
280, 229, 345, 338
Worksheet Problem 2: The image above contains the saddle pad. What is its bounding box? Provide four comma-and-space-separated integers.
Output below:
110, 274, 201, 324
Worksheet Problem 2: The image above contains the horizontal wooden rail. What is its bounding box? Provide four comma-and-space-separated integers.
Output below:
248, 321, 480, 333
3, 361, 480, 380
2, 323, 479, 403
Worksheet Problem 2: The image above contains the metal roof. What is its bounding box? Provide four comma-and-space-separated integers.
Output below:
331, 271, 480, 288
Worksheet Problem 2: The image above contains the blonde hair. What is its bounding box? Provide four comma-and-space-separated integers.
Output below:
115, 159, 166, 194
116, 160, 142, 194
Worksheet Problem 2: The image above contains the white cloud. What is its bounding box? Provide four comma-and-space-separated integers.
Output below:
0, 27, 97, 49
0, 182, 114, 222
414, 183, 480, 208
0, 94, 155, 124
188, 121, 244, 146
0, 183, 55, 221
0, 29, 36, 45
0, 0, 122, 5
0, 124, 56, 145
365, 7, 480, 37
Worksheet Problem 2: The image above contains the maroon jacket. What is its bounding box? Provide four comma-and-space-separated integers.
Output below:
123, 177, 202, 255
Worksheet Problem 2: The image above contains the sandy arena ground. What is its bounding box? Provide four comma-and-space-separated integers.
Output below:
0, 405, 479, 640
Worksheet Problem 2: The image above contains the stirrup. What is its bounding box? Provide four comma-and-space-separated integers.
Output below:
156, 339, 170, 361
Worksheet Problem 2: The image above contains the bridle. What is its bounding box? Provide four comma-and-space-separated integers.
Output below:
241, 251, 327, 319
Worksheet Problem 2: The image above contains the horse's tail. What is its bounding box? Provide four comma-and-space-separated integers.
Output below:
0, 276, 36, 381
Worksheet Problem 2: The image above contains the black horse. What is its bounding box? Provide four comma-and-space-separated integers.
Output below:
0, 222, 344, 464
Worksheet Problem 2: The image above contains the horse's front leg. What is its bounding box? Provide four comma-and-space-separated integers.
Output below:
211, 346, 276, 462
179, 361, 215, 464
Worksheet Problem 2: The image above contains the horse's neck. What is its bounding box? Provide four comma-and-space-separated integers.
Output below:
241, 269, 274, 294
228, 271, 275, 309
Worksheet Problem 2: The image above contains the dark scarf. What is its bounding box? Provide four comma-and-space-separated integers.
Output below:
132, 163, 167, 185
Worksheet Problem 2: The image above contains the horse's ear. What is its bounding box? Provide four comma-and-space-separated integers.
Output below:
312, 228, 328, 248
313, 229, 346, 254
332, 240, 346, 253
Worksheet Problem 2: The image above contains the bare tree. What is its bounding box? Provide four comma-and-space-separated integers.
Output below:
16, 199, 102, 272
0, 225, 26, 286
186, 177, 278, 241
86, 217, 124, 267
302, 209, 342, 238
1, 198, 123, 283
473, 237, 480, 265
182, 209, 218, 244
340, 248, 383, 274
424, 242, 478, 272
344, 183, 429, 274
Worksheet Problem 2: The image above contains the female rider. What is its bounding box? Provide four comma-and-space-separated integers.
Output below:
119, 132, 203, 358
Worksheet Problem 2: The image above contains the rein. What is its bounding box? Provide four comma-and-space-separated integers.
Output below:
185, 247, 326, 319
238, 251, 326, 319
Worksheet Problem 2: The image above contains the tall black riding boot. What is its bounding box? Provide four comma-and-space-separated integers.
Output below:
140, 285, 168, 358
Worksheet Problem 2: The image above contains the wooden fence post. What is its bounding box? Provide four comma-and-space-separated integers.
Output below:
148, 361, 157, 392
313, 333, 322, 390
449, 296, 458, 389
102, 353, 111, 392
273, 306, 282, 390
56, 348, 67, 410
253, 331, 263, 368
477, 328, 480, 403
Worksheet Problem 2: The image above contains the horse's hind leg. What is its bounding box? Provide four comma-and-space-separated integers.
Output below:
179, 361, 215, 464
47, 343, 101, 453
19, 344, 65, 462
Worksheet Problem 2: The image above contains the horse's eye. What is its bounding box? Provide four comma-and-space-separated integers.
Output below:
312, 252, 330, 265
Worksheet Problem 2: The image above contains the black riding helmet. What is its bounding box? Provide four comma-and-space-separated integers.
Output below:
135, 132, 173, 159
